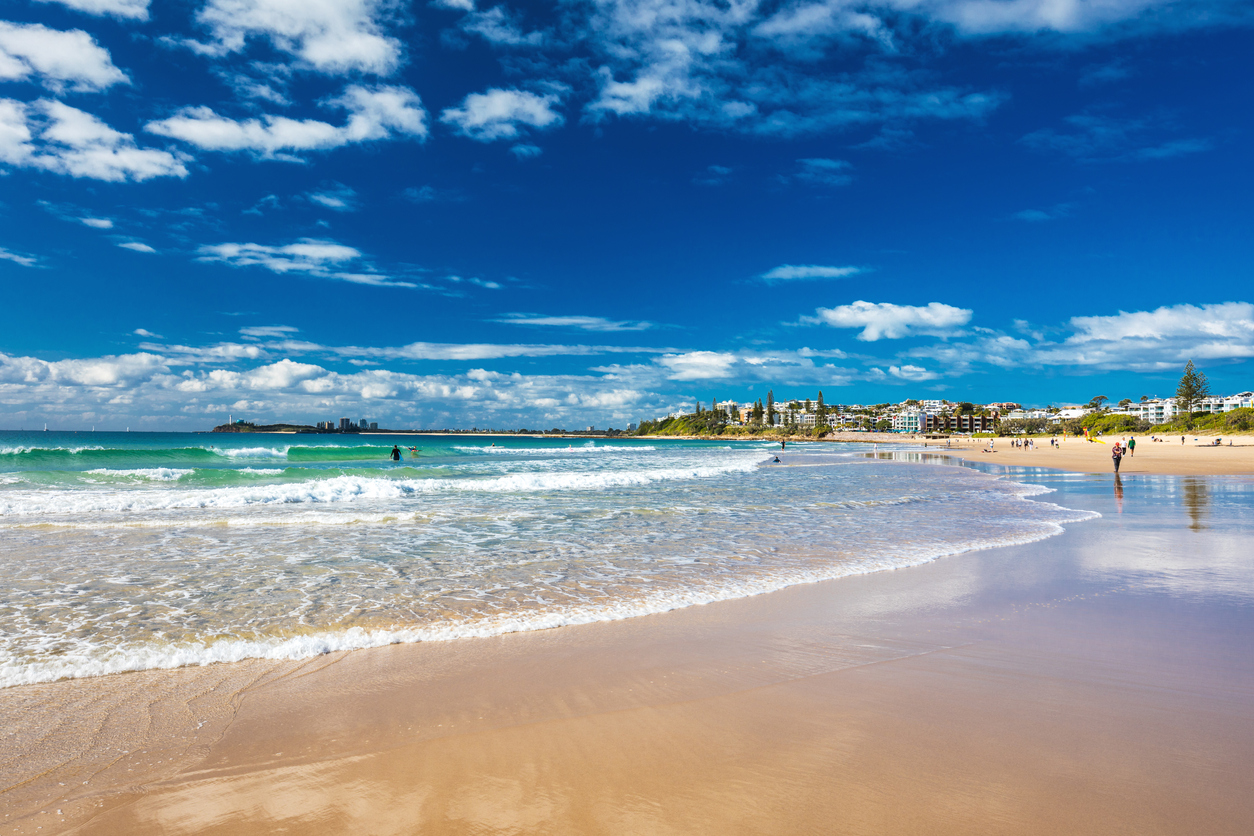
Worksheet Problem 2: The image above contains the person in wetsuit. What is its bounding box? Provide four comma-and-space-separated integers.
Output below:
390, 445, 401, 461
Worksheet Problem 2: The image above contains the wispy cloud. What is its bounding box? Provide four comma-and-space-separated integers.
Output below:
1021, 112, 1212, 163
494, 313, 654, 332
117, 241, 157, 253
306, 182, 359, 212
196, 239, 418, 288
1012, 203, 1072, 222
760, 264, 864, 283
240, 325, 300, 339
0, 246, 38, 267
791, 158, 853, 187
447, 275, 502, 290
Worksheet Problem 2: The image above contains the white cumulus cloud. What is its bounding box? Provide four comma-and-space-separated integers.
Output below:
0, 99, 188, 182
805, 300, 973, 340
146, 85, 426, 159
34, 0, 150, 20
185, 0, 402, 75
888, 364, 939, 381
657, 351, 739, 380
0, 22, 128, 92
441, 88, 564, 141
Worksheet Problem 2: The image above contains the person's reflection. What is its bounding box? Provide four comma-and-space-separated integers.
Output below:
1113, 474, 1124, 514
1183, 477, 1209, 531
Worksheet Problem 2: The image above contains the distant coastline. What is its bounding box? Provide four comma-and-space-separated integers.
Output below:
209, 422, 629, 438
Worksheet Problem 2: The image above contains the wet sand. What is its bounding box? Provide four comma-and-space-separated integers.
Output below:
4, 461, 1253, 835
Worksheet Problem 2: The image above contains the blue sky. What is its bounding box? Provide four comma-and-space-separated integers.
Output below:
1, 0, 1251, 430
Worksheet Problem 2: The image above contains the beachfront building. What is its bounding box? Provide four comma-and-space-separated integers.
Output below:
1124, 391, 1254, 424
1198, 391, 1254, 413
922, 410, 999, 433
1124, 399, 1177, 424
890, 410, 923, 434
715, 401, 741, 423
339, 417, 352, 431
1052, 406, 1090, 421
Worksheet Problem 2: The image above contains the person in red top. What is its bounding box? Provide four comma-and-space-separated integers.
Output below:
1112, 442, 1124, 474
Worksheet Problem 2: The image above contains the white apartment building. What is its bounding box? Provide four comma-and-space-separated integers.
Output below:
1124, 399, 1178, 423
1095, 391, 1251, 425
1201, 391, 1254, 413
890, 410, 923, 433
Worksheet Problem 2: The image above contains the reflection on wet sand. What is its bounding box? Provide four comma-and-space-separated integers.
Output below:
1183, 478, 1209, 530
1114, 475, 1124, 514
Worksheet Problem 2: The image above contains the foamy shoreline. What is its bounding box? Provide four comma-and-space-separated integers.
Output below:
3, 456, 1252, 835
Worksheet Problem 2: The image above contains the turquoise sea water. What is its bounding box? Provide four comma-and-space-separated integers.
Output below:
0, 431, 1097, 688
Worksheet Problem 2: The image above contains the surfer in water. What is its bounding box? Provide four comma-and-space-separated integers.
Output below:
390, 445, 401, 461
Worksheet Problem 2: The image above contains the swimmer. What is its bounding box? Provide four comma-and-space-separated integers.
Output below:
390, 445, 401, 461
772, 456, 781, 463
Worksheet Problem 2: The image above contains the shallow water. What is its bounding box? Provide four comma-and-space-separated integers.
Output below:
0, 431, 1097, 688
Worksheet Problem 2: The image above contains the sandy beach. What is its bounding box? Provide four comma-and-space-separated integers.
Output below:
918, 433, 1254, 476
3, 454, 1253, 835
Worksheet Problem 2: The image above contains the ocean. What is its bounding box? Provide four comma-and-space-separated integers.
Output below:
0, 431, 1097, 689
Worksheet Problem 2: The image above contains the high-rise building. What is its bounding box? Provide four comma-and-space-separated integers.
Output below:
340, 417, 352, 431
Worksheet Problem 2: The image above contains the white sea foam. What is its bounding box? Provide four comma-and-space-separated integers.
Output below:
209, 446, 291, 459
0, 502, 1098, 690
0, 439, 1104, 691
0, 445, 107, 455
0, 455, 769, 517
84, 468, 194, 481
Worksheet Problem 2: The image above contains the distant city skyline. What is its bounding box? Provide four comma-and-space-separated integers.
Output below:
2, 0, 1252, 430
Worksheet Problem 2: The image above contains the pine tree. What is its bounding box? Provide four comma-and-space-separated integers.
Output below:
767, 390, 775, 426
752, 399, 764, 423
816, 391, 827, 426
1175, 360, 1211, 423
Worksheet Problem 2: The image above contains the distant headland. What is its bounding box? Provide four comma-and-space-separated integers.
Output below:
210, 420, 626, 437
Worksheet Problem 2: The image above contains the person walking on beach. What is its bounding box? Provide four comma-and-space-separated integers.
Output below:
1128, 436, 1136, 457
1112, 442, 1124, 474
